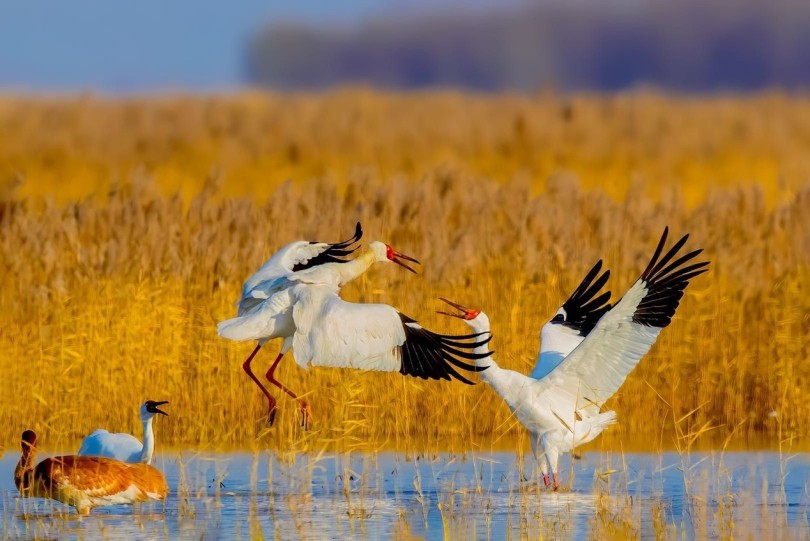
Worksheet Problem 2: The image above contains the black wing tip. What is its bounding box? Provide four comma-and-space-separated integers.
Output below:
290, 223, 364, 272
559, 259, 613, 336
633, 229, 709, 328
332, 221, 363, 249
398, 316, 493, 384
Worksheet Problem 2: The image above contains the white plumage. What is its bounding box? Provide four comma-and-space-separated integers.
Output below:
439, 228, 708, 489
289, 284, 405, 372
287, 283, 492, 383
234, 223, 364, 318
217, 223, 421, 425
78, 400, 168, 465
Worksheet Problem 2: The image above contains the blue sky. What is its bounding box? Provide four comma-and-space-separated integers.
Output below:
6, 1, 792, 93
0, 0, 503, 92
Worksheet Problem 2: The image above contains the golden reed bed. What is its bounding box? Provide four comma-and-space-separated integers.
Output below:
0, 91, 807, 453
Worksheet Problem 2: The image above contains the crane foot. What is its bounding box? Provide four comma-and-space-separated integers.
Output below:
267, 407, 277, 426
300, 402, 313, 430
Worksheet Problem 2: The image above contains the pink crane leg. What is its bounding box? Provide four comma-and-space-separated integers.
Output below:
265, 352, 312, 429
241, 344, 278, 424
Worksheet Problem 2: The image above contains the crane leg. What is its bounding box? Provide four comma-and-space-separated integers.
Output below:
242, 344, 277, 425
265, 352, 312, 429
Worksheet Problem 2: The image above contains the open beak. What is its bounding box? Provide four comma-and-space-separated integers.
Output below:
437, 297, 469, 318
391, 250, 420, 274
152, 401, 169, 416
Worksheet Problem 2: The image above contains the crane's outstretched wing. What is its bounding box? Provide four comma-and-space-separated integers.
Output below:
219, 285, 296, 341
291, 222, 363, 272
290, 286, 491, 384
538, 228, 709, 415
530, 260, 612, 379
240, 223, 363, 301
236, 276, 293, 316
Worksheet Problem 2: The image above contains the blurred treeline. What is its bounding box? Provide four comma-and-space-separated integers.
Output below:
248, 0, 810, 91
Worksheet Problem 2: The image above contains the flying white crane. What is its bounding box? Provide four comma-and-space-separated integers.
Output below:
78, 400, 168, 465
438, 228, 709, 489
16, 430, 169, 516
279, 281, 492, 385
219, 222, 364, 425
218, 226, 420, 425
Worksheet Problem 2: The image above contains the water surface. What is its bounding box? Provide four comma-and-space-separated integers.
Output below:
1, 450, 809, 539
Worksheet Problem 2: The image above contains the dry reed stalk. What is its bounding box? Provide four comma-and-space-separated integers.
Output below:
0, 92, 806, 452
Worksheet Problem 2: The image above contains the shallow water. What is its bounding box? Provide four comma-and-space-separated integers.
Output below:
1, 450, 809, 540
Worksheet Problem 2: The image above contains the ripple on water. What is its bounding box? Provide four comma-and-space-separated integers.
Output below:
1, 451, 808, 540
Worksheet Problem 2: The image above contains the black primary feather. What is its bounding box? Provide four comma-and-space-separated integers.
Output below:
292, 222, 363, 272
632, 227, 709, 328
554, 260, 613, 336
397, 314, 491, 385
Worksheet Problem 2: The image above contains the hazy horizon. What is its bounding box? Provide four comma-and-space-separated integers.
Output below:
2, 0, 807, 94
0, 0, 519, 93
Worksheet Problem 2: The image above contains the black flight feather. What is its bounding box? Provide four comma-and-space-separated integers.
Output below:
292, 222, 363, 272
397, 314, 491, 385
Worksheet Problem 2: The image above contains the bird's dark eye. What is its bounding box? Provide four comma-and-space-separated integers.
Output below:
551, 314, 565, 323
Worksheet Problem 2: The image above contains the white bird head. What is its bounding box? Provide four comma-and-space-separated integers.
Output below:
140, 400, 169, 422
436, 297, 491, 333
368, 240, 420, 273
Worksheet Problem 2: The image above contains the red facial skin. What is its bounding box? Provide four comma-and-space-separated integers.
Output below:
384, 244, 420, 273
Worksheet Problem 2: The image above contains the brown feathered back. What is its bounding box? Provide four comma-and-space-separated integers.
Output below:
35, 456, 169, 500
16, 430, 169, 515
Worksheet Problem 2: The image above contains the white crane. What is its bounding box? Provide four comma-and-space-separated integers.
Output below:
218, 225, 420, 425
438, 228, 709, 489
219, 222, 364, 425
280, 281, 492, 384
77, 400, 168, 465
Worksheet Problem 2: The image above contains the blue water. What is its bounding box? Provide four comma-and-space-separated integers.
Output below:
1, 450, 809, 539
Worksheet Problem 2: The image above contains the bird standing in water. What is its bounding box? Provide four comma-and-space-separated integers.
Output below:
438, 228, 708, 489
78, 400, 168, 464
15, 430, 169, 516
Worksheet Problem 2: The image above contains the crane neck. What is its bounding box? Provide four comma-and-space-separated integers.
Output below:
140, 417, 156, 465
474, 349, 497, 374
467, 316, 498, 371
335, 248, 379, 286
14, 445, 36, 493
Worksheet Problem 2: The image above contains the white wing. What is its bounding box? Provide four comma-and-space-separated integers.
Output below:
218, 286, 296, 342
240, 223, 362, 299
289, 284, 491, 383
236, 276, 293, 316
78, 430, 144, 463
220, 224, 364, 339
220, 264, 358, 343
531, 260, 613, 379
537, 228, 709, 416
